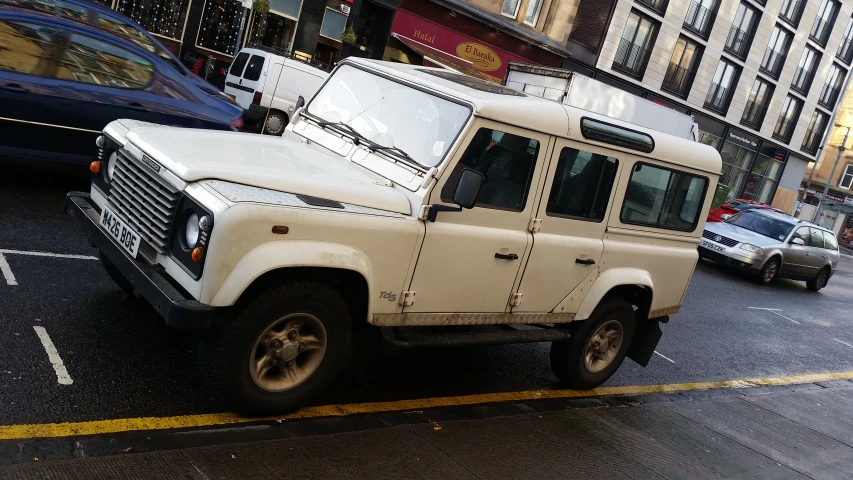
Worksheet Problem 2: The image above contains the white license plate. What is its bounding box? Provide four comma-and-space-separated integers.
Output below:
99, 207, 141, 258
700, 239, 725, 254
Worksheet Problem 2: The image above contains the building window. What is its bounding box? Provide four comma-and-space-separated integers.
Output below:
773, 95, 802, 141
719, 141, 756, 200
819, 63, 846, 109
779, 0, 805, 27
116, 0, 191, 41
725, 2, 759, 58
742, 153, 785, 203
837, 17, 853, 64
840, 164, 853, 189
802, 111, 829, 154
613, 11, 658, 78
663, 37, 701, 97
811, 0, 839, 46
524, 0, 544, 25
196, 0, 246, 55
684, 0, 717, 37
501, 0, 521, 18
705, 59, 739, 114
741, 78, 773, 129
319, 8, 347, 41
760, 26, 791, 78
637, 0, 667, 14
792, 47, 821, 94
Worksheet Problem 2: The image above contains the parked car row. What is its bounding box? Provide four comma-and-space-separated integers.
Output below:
706, 198, 784, 222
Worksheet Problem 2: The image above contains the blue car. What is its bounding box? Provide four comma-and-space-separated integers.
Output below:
0, 0, 244, 167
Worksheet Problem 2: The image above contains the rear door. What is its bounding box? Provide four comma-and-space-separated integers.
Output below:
514, 139, 620, 312
224, 52, 263, 109
806, 228, 827, 275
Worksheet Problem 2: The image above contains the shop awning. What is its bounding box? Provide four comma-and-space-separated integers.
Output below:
391, 32, 480, 78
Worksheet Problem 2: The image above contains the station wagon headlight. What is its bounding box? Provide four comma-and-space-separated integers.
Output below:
739, 244, 762, 254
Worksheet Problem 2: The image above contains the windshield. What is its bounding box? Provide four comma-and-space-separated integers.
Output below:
725, 211, 794, 241
306, 64, 471, 167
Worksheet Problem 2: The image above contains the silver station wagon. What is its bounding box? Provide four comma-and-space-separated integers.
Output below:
698, 209, 840, 291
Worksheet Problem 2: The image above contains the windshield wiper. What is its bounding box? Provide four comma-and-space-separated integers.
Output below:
317, 121, 367, 146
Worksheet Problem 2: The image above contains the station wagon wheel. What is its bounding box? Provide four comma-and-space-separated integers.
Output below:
263, 110, 287, 136
758, 257, 780, 285
550, 299, 635, 390
807, 267, 830, 292
199, 281, 352, 416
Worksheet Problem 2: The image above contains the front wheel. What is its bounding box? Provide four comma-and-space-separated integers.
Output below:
199, 281, 352, 416
807, 267, 830, 292
550, 299, 635, 390
758, 257, 779, 285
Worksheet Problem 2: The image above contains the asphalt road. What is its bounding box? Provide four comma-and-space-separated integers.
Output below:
2, 170, 853, 426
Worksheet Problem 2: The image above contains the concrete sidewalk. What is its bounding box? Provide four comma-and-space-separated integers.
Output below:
3, 381, 853, 479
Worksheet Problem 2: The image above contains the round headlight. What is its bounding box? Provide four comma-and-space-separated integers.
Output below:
185, 213, 200, 249
105, 151, 118, 181
95, 135, 106, 148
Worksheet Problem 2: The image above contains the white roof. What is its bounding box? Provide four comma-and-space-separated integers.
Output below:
344, 59, 722, 175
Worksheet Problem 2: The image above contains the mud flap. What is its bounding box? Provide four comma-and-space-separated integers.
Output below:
627, 316, 666, 367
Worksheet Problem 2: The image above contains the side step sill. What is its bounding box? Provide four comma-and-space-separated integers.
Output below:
381, 326, 571, 348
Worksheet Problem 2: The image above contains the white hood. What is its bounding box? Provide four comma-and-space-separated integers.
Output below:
124, 127, 411, 215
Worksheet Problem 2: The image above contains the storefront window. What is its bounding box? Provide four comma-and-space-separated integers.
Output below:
719, 142, 754, 200
742, 153, 783, 203
197, 0, 246, 55
269, 0, 301, 18
249, 12, 297, 52
116, 0, 191, 40
320, 8, 347, 40
698, 130, 722, 149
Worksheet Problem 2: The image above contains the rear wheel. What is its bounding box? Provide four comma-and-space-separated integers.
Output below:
758, 257, 779, 285
550, 299, 635, 389
263, 110, 287, 136
199, 281, 352, 416
807, 267, 830, 292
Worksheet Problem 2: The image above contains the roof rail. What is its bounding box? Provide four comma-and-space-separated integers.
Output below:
244, 42, 334, 72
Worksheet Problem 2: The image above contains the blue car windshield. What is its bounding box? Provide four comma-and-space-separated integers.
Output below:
725, 211, 794, 241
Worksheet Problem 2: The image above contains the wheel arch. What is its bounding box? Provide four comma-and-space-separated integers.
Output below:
573, 268, 654, 321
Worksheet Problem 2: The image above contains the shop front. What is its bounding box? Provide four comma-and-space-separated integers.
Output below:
246, 0, 302, 53
112, 0, 193, 55
742, 142, 787, 204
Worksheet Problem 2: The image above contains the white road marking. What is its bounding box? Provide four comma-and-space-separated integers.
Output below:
653, 350, 675, 363
32, 325, 73, 385
0, 253, 17, 286
748, 307, 801, 324
834, 338, 853, 349
0, 249, 97, 261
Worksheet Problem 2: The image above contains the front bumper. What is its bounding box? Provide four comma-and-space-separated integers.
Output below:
67, 193, 214, 330
698, 245, 759, 271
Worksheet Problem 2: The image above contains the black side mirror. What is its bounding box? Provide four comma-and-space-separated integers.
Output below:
295, 95, 305, 110
453, 168, 485, 209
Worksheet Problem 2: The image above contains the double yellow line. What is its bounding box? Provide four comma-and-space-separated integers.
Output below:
3, 370, 853, 441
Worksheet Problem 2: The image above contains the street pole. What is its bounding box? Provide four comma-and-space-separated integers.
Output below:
798, 65, 853, 217
813, 125, 850, 224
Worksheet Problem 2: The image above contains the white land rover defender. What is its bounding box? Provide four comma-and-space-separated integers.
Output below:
68, 59, 722, 415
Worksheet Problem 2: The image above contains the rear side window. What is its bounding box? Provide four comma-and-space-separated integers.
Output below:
823, 231, 839, 250
621, 163, 708, 231
810, 228, 826, 249
229, 52, 249, 77
546, 147, 618, 222
243, 55, 265, 81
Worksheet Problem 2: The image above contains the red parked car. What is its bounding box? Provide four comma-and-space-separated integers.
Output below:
707, 199, 782, 222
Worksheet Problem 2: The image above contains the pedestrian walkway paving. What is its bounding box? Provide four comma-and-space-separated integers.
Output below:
3, 381, 853, 479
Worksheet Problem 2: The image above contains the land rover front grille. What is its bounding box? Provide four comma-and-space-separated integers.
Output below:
107, 152, 179, 256
702, 230, 739, 247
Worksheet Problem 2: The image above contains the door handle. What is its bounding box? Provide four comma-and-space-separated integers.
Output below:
127, 102, 149, 113
575, 258, 596, 265
1, 83, 29, 94
494, 253, 518, 260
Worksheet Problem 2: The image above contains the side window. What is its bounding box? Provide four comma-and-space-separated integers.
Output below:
441, 128, 540, 212
243, 55, 265, 81
60, 32, 153, 88
792, 227, 811, 245
546, 147, 618, 222
0, 20, 63, 78
823, 231, 839, 250
229, 52, 250, 77
620, 163, 708, 231
809, 228, 825, 248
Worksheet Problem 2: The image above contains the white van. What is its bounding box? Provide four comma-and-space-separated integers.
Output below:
224, 47, 328, 136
